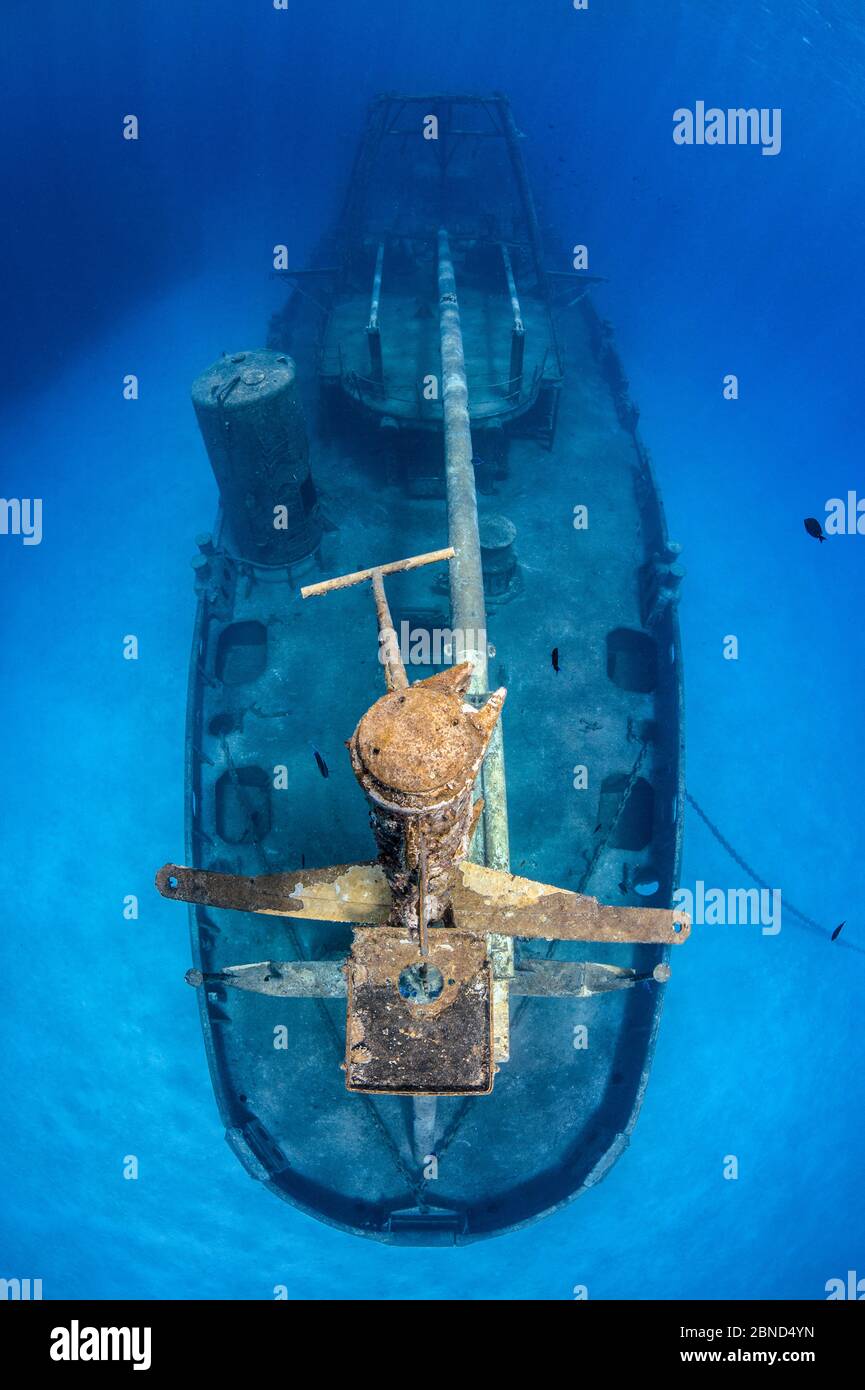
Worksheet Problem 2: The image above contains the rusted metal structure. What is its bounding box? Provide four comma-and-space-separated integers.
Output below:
164, 93, 687, 1243
159, 547, 687, 1098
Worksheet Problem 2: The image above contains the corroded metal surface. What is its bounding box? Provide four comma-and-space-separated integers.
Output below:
453, 862, 691, 942
157, 537, 688, 1101
371, 568, 409, 693
157, 858, 690, 943
299, 546, 454, 600
155, 860, 377, 918
183, 957, 668, 1001
510, 961, 663, 997
187, 961, 347, 997
346, 928, 493, 1095
348, 664, 506, 935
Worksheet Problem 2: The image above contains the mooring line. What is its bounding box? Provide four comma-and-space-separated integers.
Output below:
684, 790, 829, 938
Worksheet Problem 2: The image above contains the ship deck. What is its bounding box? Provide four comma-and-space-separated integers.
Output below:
183, 286, 684, 1242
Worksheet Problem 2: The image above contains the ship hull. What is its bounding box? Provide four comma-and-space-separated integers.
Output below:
181, 95, 684, 1244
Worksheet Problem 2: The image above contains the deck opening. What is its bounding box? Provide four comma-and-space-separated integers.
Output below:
215, 765, 272, 843
208, 711, 243, 736
606, 628, 658, 693
598, 774, 654, 850
398, 963, 445, 1004
216, 620, 268, 685
388, 433, 446, 498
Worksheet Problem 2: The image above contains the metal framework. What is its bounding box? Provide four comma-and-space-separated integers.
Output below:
158, 550, 690, 1097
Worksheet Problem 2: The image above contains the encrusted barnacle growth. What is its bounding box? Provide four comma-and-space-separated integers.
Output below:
348, 661, 505, 935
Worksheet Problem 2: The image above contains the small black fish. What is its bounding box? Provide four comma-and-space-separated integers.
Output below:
551, 647, 560, 674
804, 517, 826, 543
831, 920, 846, 941
310, 745, 329, 779
301, 853, 306, 868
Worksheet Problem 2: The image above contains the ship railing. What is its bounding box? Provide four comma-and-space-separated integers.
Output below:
329, 356, 546, 414
324, 228, 552, 413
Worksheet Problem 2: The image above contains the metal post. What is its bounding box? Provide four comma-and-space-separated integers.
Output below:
367, 241, 385, 387
501, 243, 525, 401
371, 568, 409, 692
437, 228, 513, 1058
497, 97, 547, 291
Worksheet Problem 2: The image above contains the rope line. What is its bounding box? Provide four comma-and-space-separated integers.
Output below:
685, 790, 828, 937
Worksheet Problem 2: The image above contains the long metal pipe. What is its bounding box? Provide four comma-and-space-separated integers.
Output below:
499, 99, 547, 289
437, 228, 488, 689
501, 242, 524, 333
437, 228, 512, 1061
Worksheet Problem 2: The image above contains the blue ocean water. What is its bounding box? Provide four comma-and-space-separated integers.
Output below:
1, 0, 863, 1300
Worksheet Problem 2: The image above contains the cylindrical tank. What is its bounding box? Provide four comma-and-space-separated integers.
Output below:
191, 350, 321, 565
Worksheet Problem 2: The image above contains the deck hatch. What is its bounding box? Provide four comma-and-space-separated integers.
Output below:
606, 627, 658, 693
215, 620, 268, 686
346, 928, 494, 1096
